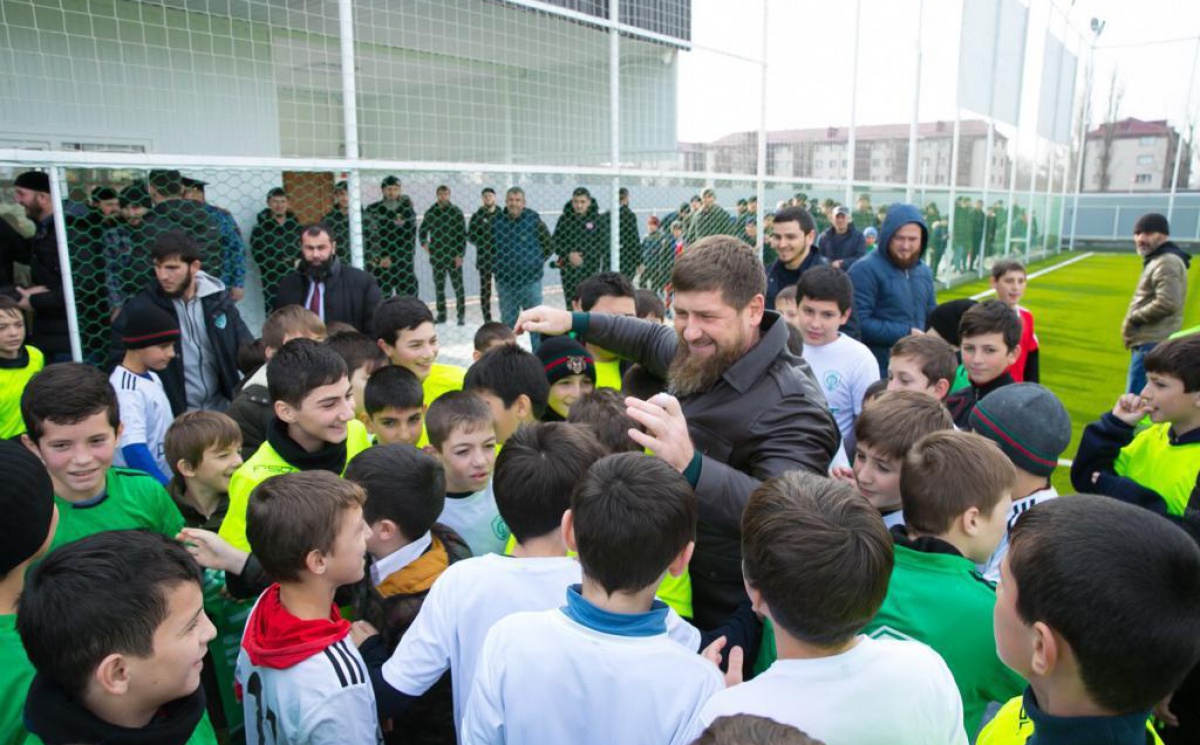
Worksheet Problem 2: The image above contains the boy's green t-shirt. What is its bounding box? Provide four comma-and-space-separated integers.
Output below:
1, 614, 35, 745
0, 345, 44, 439
22, 710, 219, 745
48, 468, 186, 554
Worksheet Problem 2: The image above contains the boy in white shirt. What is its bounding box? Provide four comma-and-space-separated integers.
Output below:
694, 471, 967, 745
111, 303, 180, 484
794, 266, 879, 456
461, 454, 723, 745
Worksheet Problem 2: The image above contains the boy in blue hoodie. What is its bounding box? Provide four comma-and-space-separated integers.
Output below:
847, 204, 938, 376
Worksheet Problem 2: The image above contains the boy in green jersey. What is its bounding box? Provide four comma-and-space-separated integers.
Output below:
17, 530, 219, 745
20, 363, 185, 553
865, 430, 1024, 738
978, 496, 1200, 745
0, 441, 58, 745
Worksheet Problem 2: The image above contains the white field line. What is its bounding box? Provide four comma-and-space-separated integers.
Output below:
969, 252, 1097, 300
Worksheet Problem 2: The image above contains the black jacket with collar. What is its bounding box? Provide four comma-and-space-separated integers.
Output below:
577, 310, 840, 628
113, 276, 252, 416
275, 258, 384, 337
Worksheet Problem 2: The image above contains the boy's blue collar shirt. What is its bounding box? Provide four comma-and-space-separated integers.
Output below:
561, 584, 668, 637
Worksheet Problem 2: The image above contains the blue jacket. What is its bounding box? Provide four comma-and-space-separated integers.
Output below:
817, 225, 867, 270
848, 204, 937, 373
492, 208, 553, 286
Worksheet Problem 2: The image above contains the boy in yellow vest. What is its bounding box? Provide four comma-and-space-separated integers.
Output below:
1071, 334, 1200, 516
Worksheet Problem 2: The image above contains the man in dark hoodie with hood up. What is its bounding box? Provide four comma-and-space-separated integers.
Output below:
1122, 212, 1192, 394
554, 187, 605, 306
848, 203, 938, 375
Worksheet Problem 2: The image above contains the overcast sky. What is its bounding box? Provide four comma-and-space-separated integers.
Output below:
678, 0, 1200, 157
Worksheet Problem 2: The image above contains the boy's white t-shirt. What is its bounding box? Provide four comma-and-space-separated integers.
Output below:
802, 334, 880, 456
461, 604, 722, 745
979, 486, 1058, 583
690, 635, 967, 745
110, 365, 173, 478
383, 553, 701, 731
438, 480, 509, 556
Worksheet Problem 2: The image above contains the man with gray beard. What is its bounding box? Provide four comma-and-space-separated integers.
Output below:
516, 235, 839, 629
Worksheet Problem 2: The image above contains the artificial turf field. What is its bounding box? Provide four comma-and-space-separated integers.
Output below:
940, 249, 1200, 494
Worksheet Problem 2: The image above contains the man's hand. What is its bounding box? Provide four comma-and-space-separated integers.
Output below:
830, 465, 857, 486
832, 259, 844, 269
230, 287, 245, 302
700, 636, 745, 688
1112, 392, 1150, 426
350, 620, 381, 648
177, 528, 250, 574
16, 285, 47, 312
422, 243, 430, 254
514, 305, 573, 336
625, 394, 696, 473
568, 251, 583, 268
454, 256, 464, 269
909, 327, 924, 336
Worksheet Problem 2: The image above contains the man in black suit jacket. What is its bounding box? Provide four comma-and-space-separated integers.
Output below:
274, 222, 383, 336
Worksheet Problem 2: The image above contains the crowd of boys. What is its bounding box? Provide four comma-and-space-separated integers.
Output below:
0, 188, 1197, 745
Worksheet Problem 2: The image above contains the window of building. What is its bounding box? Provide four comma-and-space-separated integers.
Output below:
815, 160, 823, 168
1140, 136, 1156, 146
1137, 154, 1154, 165
1135, 173, 1153, 184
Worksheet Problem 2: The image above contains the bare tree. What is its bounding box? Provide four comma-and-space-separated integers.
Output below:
1095, 70, 1124, 192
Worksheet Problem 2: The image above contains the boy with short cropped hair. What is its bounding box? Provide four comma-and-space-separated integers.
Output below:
978, 496, 1200, 745
472, 321, 516, 361
833, 389, 954, 529
361, 364, 425, 446
634, 288, 666, 323
0, 441, 57, 745
238, 472, 380, 745
217, 339, 372, 553
463, 343, 549, 444
887, 334, 957, 400
346, 444, 469, 744
693, 471, 966, 745
970, 383, 1072, 582
945, 300, 1021, 429
794, 266, 879, 456
228, 305, 327, 457
1072, 334, 1200, 516
424, 391, 506, 555
21, 363, 186, 553
0, 295, 44, 439
462, 453, 723, 745
990, 260, 1039, 383
865, 431, 1024, 738
327, 328, 390, 420
568, 388, 642, 454
18, 530, 219, 745
111, 303, 180, 484
374, 296, 465, 409
535, 335, 596, 421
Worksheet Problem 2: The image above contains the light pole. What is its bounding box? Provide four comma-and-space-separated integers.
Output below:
1068, 17, 1104, 252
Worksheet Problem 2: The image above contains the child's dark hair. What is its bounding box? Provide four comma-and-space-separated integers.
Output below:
889, 334, 958, 387
267, 338, 349, 408
17, 530, 202, 697
21, 363, 119, 444
567, 389, 642, 454
901, 431, 1016, 535
571, 453, 697, 595
373, 296, 434, 345
262, 305, 327, 351
621, 363, 667, 400
164, 411, 242, 500
634, 289, 665, 320
464, 344, 549, 420
861, 378, 889, 405
364, 365, 423, 415
775, 284, 798, 305
246, 471, 365, 583
494, 422, 606, 543
854, 389, 953, 461
1008, 495, 1200, 712
150, 229, 202, 263
237, 339, 267, 377
346, 444, 444, 542
990, 259, 1026, 281
325, 329, 388, 377
577, 272, 635, 312
425, 391, 494, 450
742, 471, 892, 647
0, 295, 24, 319
1145, 333, 1200, 392
959, 300, 1021, 352
694, 715, 826, 745
796, 265, 854, 313
473, 321, 516, 353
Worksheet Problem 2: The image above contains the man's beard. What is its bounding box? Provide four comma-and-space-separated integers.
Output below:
668, 330, 746, 397
23, 203, 46, 223
889, 247, 922, 270
303, 257, 333, 282
164, 270, 194, 299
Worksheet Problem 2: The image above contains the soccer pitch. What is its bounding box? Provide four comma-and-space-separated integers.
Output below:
941, 249, 1200, 495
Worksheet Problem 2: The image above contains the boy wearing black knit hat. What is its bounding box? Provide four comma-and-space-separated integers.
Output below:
534, 335, 595, 421
111, 303, 180, 485
970, 383, 1072, 583
0, 440, 58, 745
